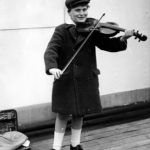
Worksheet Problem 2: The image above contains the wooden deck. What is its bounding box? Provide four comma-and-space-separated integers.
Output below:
29, 116, 150, 150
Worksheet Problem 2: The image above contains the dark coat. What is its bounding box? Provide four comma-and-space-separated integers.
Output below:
44, 23, 127, 116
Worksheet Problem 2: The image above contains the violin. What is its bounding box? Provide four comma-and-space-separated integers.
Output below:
77, 18, 147, 42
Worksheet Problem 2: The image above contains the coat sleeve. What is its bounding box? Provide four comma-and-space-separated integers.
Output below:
93, 32, 127, 52
44, 26, 64, 75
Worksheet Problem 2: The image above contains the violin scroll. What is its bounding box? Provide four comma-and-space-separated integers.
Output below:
133, 30, 147, 42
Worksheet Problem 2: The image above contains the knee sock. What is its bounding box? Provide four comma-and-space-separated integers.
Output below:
71, 116, 83, 147
53, 131, 65, 150
71, 128, 82, 147
53, 113, 69, 150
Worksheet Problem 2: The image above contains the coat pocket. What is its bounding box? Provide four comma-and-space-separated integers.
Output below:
92, 69, 100, 76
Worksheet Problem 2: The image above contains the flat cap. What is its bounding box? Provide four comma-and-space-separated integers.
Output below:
65, 0, 90, 10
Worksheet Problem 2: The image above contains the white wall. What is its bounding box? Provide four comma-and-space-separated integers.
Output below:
0, 0, 150, 110
0, 0, 65, 109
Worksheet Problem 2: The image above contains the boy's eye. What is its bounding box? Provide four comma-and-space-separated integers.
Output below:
75, 9, 80, 12
83, 8, 88, 11
75, 8, 82, 12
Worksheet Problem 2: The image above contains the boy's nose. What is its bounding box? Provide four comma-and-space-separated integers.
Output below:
79, 10, 84, 15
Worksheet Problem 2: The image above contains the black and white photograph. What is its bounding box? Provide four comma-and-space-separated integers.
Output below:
0, 0, 150, 150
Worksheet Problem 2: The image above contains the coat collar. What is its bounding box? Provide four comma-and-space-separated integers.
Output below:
65, 24, 77, 41
65, 24, 86, 47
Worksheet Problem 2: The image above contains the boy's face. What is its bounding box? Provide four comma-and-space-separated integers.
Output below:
69, 5, 88, 23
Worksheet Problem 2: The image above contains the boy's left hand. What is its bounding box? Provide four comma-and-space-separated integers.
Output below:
121, 29, 134, 41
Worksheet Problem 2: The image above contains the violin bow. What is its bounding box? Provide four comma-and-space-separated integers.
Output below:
61, 13, 106, 75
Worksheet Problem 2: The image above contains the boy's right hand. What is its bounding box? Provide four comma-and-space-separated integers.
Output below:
49, 68, 62, 79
